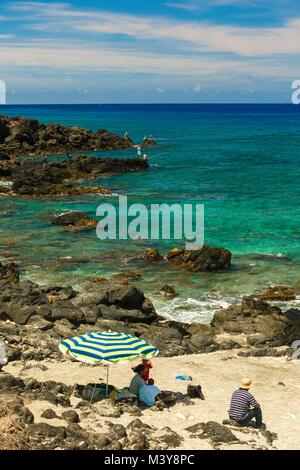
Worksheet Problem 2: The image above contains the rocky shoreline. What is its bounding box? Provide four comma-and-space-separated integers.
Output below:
1, 261, 299, 362
0, 115, 135, 156
1, 115, 299, 450
0, 114, 152, 196
0, 261, 299, 450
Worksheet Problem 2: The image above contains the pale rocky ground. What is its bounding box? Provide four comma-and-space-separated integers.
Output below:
5, 350, 300, 450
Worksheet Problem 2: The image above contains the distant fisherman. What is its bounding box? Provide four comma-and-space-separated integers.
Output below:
42, 155, 48, 168
143, 153, 148, 161
137, 146, 142, 157
124, 131, 129, 139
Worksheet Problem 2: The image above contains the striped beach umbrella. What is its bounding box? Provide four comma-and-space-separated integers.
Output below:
59, 331, 158, 397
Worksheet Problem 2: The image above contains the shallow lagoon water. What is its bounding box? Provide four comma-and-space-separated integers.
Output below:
1, 104, 300, 322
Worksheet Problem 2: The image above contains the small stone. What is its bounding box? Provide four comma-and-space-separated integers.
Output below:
41, 409, 59, 419
61, 410, 80, 423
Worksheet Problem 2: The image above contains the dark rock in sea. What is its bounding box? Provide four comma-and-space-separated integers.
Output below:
160, 285, 177, 298
257, 285, 296, 302
51, 211, 98, 229
0, 115, 133, 156
141, 136, 156, 147
110, 271, 142, 284
166, 245, 232, 272
10, 155, 148, 196
142, 248, 163, 262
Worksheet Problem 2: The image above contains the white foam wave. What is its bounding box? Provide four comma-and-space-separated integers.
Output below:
150, 293, 238, 324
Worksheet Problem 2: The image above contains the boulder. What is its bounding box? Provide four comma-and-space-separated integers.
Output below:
142, 248, 163, 262
53, 319, 75, 338
50, 302, 85, 325
27, 315, 53, 331
98, 304, 154, 324
160, 285, 177, 298
61, 410, 80, 424
108, 285, 145, 310
51, 211, 98, 229
166, 245, 231, 272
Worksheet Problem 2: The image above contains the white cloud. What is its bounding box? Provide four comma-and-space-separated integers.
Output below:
7, 1, 300, 57
166, 0, 255, 12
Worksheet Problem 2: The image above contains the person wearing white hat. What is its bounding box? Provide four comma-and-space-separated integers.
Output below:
228, 378, 263, 428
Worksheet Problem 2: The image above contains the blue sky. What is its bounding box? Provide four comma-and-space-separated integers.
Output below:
0, 1, 300, 103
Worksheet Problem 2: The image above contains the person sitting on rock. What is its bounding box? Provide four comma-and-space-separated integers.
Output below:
129, 364, 146, 396
139, 379, 161, 407
229, 378, 263, 428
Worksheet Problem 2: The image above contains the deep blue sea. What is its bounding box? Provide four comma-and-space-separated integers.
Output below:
1, 104, 300, 322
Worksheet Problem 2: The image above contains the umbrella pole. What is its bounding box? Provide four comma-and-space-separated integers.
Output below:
106, 364, 109, 397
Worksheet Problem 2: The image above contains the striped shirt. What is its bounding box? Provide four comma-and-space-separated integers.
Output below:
229, 389, 258, 421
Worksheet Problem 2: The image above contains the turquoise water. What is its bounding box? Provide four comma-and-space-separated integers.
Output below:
1, 104, 300, 322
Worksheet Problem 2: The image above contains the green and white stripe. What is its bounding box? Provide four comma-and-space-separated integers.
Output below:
59, 330, 158, 364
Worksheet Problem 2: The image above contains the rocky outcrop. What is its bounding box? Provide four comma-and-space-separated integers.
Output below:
0, 152, 19, 177
9, 155, 148, 196
256, 285, 296, 302
0, 115, 133, 156
211, 295, 300, 347
0, 261, 298, 359
166, 245, 232, 272
51, 211, 98, 229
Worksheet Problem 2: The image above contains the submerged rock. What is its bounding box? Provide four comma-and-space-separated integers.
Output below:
142, 248, 163, 262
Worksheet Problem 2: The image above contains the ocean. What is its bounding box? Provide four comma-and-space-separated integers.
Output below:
1, 103, 300, 322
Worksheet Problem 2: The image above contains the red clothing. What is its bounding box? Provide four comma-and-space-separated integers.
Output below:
141, 362, 153, 381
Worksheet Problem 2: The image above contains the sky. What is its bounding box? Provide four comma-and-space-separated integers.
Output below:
0, 0, 300, 103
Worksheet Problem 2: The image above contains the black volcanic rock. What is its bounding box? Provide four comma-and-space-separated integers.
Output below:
166, 245, 231, 272
0, 115, 133, 155
10, 155, 148, 196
